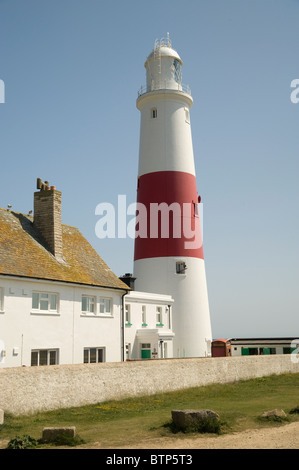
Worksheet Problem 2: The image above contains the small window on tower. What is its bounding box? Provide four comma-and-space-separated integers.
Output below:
151, 107, 157, 119
176, 261, 187, 274
185, 108, 190, 124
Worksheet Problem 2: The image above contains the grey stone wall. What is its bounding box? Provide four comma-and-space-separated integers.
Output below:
0, 355, 298, 415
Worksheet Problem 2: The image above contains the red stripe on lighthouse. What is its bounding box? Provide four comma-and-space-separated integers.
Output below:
134, 171, 204, 261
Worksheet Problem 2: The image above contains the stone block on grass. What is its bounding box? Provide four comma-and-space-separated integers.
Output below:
42, 426, 76, 443
171, 409, 220, 433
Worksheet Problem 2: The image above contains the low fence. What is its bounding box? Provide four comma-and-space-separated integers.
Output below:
0, 355, 298, 415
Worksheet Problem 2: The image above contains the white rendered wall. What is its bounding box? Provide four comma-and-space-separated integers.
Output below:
137, 92, 194, 177
134, 257, 212, 358
124, 291, 174, 360
0, 276, 125, 368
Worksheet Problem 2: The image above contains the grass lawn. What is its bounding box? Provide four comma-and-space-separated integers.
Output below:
1, 373, 299, 448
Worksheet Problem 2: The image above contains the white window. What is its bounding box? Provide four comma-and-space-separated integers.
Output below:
32, 292, 58, 312
142, 305, 147, 325
31, 349, 58, 366
125, 304, 131, 324
125, 343, 131, 360
185, 107, 190, 123
151, 107, 157, 118
82, 295, 96, 314
156, 306, 163, 325
84, 347, 105, 363
100, 297, 112, 315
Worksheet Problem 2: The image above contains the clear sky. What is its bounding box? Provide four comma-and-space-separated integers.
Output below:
0, 0, 298, 339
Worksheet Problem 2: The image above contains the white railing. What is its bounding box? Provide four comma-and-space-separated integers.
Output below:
137, 83, 191, 97
154, 34, 172, 49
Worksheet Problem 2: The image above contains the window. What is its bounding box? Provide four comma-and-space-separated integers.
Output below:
84, 347, 105, 363
125, 343, 131, 360
151, 107, 157, 118
156, 306, 163, 325
32, 292, 58, 312
185, 107, 190, 124
31, 349, 58, 366
100, 297, 112, 315
142, 305, 147, 325
125, 304, 131, 325
176, 261, 187, 274
173, 59, 182, 83
82, 295, 95, 314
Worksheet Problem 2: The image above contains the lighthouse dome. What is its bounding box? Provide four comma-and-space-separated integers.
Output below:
145, 45, 183, 67
144, 36, 184, 93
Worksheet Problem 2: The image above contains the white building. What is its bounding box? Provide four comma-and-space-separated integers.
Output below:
0, 180, 174, 368
123, 287, 174, 360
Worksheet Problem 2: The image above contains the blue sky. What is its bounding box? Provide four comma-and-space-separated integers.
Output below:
0, 0, 298, 339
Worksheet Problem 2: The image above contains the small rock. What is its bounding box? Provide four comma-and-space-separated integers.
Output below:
260, 409, 287, 420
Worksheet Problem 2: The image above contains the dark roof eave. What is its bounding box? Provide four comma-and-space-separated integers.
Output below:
0, 272, 130, 292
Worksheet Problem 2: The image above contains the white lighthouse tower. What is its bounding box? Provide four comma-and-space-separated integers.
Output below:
134, 36, 212, 358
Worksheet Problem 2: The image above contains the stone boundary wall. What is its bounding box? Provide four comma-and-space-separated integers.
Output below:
0, 355, 298, 415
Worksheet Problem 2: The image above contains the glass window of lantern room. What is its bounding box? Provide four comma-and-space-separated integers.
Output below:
173, 59, 182, 83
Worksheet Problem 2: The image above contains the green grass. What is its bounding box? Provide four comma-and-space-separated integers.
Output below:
1, 373, 299, 448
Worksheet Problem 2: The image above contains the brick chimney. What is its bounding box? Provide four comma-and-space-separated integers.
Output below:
33, 178, 63, 261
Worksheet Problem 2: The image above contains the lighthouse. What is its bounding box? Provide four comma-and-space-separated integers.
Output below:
133, 36, 212, 358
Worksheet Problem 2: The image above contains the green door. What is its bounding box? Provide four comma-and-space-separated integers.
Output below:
141, 349, 151, 359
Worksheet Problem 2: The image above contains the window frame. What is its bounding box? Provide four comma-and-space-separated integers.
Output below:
31, 349, 59, 366
81, 295, 96, 315
141, 305, 147, 326
125, 303, 131, 325
185, 107, 190, 124
83, 347, 105, 364
31, 291, 59, 314
156, 306, 163, 326
151, 107, 157, 119
99, 297, 112, 316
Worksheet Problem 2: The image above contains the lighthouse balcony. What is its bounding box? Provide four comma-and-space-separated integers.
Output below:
137, 83, 191, 98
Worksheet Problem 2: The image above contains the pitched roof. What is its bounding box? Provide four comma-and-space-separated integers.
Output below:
0, 208, 128, 290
